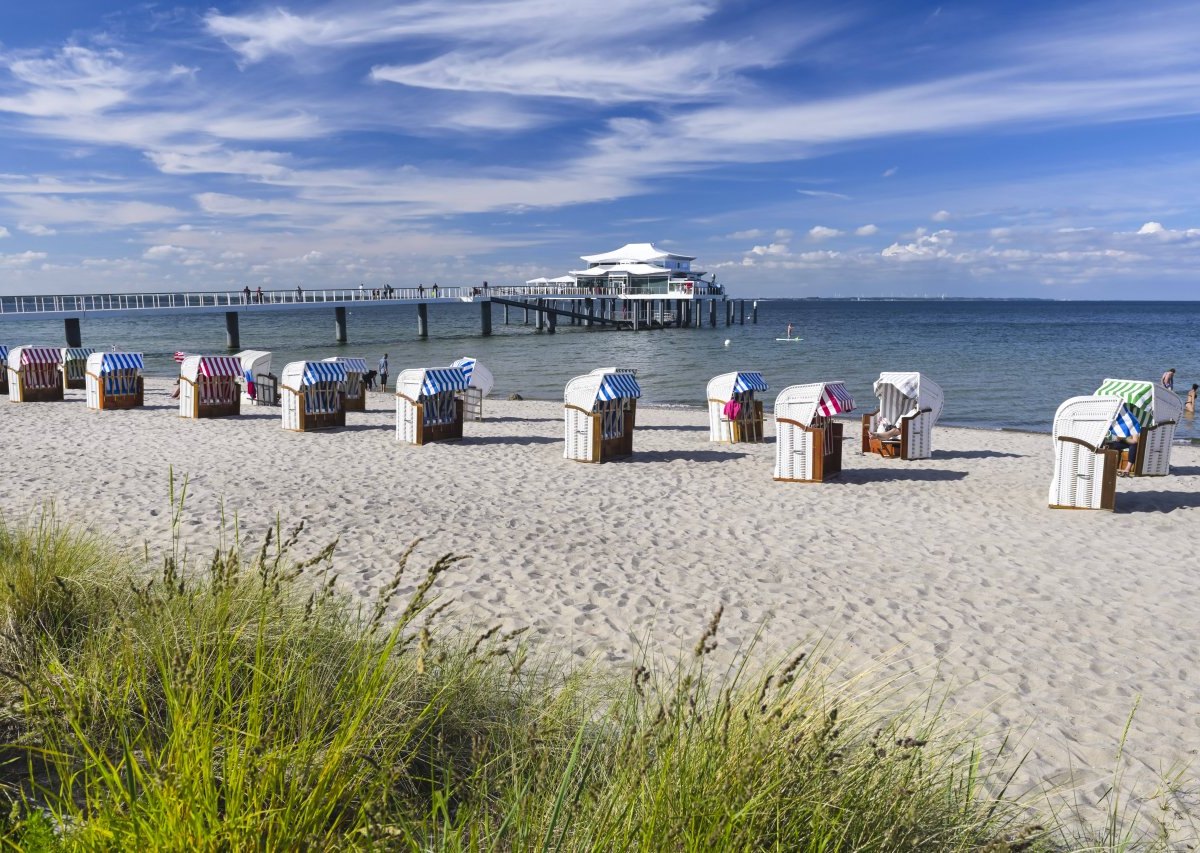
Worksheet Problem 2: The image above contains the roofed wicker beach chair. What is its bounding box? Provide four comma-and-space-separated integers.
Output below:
564, 370, 642, 462
237, 350, 274, 406
324, 357, 369, 412
60, 347, 95, 391
1093, 378, 1183, 476
86, 352, 144, 410
1048, 395, 1139, 511
452, 356, 495, 422
861, 372, 944, 460
395, 367, 469, 445
179, 355, 242, 419
281, 360, 347, 431
707, 371, 768, 443
6, 346, 64, 403
774, 381, 855, 483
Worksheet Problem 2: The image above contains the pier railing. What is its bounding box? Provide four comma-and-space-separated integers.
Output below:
0, 282, 726, 315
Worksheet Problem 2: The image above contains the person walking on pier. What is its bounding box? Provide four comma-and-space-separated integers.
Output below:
242, 285, 251, 303
296, 285, 303, 302
418, 283, 425, 297
432, 283, 439, 298
256, 286, 263, 304
359, 282, 366, 300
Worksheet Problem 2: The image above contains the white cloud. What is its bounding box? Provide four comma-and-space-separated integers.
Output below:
808, 225, 842, 241
797, 189, 850, 200
932, 209, 952, 222
750, 242, 790, 256
855, 224, 878, 236
1134, 220, 1200, 240
774, 228, 793, 238
1137, 221, 1164, 234
17, 223, 56, 236
881, 229, 956, 261
882, 166, 898, 177
727, 229, 764, 239
0, 251, 47, 267
143, 244, 188, 260
0, 226, 9, 238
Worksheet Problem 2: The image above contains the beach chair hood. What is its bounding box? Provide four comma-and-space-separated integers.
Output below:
396, 367, 469, 399
452, 357, 495, 397
237, 349, 272, 377
62, 347, 95, 362
180, 355, 241, 381
1095, 378, 1183, 428
10, 346, 62, 367
1052, 395, 1134, 447
324, 356, 367, 375
774, 382, 855, 428
565, 371, 643, 411
873, 372, 943, 423
88, 352, 144, 374
708, 371, 768, 402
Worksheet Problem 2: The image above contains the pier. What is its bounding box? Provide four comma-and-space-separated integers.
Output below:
0, 284, 754, 347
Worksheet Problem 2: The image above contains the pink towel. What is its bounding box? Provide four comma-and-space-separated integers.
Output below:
723, 399, 741, 420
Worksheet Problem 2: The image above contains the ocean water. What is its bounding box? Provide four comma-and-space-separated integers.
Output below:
3, 299, 1198, 439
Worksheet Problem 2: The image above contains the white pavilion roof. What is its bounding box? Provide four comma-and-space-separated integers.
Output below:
570, 263, 675, 277
579, 243, 694, 264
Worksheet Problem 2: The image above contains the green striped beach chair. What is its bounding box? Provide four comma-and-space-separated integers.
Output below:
1094, 379, 1183, 476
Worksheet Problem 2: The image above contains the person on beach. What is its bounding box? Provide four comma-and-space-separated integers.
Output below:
378, 353, 389, 392
1107, 433, 1139, 477
872, 418, 902, 440
1161, 368, 1175, 390
1185, 383, 1197, 415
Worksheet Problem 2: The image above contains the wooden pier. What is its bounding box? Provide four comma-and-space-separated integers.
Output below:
0, 284, 755, 347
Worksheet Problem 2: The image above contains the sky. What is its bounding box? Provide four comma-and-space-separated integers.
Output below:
2, 1, 1200, 298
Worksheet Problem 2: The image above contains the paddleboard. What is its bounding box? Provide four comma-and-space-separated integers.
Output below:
775, 337, 803, 342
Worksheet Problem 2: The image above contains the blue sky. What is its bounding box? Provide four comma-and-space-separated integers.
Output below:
2, 0, 1200, 298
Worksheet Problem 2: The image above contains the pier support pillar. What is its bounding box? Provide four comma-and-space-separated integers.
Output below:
417, 303, 428, 338
752, 300, 758, 324
226, 311, 242, 349
584, 298, 594, 327
740, 300, 745, 325
524, 305, 530, 325
480, 300, 492, 336
725, 301, 732, 326
535, 300, 544, 331
547, 305, 556, 334
64, 317, 82, 348
504, 303, 510, 325
709, 300, 717, 328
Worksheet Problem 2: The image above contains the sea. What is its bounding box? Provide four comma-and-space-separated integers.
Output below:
3, 298, 1198, 440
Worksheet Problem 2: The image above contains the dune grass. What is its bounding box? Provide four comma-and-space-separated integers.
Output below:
0, 495, 1062, 850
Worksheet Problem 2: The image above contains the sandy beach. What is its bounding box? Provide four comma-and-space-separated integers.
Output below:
3, 378, 1199, 835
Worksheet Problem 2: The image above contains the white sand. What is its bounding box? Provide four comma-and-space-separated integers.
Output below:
4, 379, 1199, 836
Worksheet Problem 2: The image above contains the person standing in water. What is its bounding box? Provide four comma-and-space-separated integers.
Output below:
1161, 367, 1176, 390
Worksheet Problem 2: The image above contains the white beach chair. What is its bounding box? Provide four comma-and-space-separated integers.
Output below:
6, 346, 64, 403
452, 357, 495, 422
280, 361, 347, 431
237, 350, 274, 406
1093, 379, 1183, 476
85, 352, 144, 410
395, 367, 469, 445
861, 372, 944, 460
60, 347, 95, 391
707, 371, 768, 443
1048, 395, 1135, 511
774, 382, 855, 482
564, 371, 643, 462
179, 355, 242, 418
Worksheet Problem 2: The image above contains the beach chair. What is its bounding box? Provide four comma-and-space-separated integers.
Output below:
0, 346, 8, 396
774, 382, 855, 482
1094, 379, 1183, 476
707, 371, 768, 443
564, 371, 642, 462
281, 361, 347, 431
861, 372, 943, 460
179, 355, 242, 418
452, 357, 495, 422
60, 347, 95, 390
1049, 395, 1138, 510
236, 350, 274, 406
86, 352, 144, 410
395, 367, 469, 445
324, 357, 368, 412
6, 346, 64, 402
